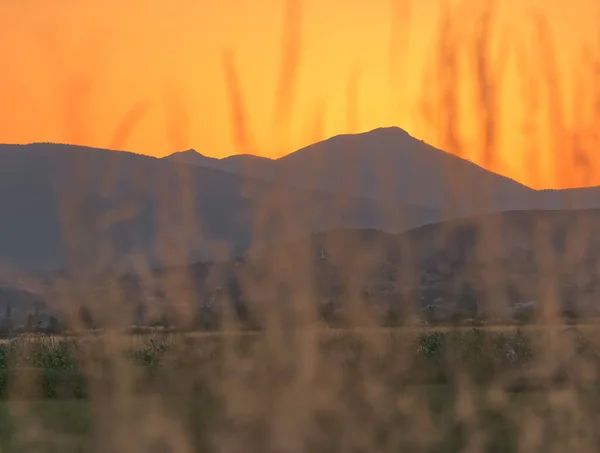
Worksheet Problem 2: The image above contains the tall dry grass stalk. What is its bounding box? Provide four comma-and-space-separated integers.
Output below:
4, 0, 600, 452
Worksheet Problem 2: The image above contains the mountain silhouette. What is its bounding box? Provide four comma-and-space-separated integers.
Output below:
0, 142, 439, 273
104, 208, 600, 323
3, 127, 600, 274
166, 127, 536, 214
254, 208, 600, 317
167, 149, 273, 178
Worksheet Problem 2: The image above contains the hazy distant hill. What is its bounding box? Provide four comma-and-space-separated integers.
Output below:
0, 142, 439, 273
14, 209, 600, 323
250, 209, 600, 275
303, 209, 600, 316
166, 127, 536, 214
168, 127, 600, 214
86, 208, 600, 323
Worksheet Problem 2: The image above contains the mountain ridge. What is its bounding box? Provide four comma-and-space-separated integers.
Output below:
0, 140, 440, 273
3, 127, 600, 273
165, 127, 531, 196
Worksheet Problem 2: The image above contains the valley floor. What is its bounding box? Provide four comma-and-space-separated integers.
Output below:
0, 385, 594, 453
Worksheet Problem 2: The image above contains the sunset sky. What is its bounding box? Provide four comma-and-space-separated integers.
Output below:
0, 0, 597, 188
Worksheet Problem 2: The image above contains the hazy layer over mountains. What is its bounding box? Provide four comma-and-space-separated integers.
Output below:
0, 126, 598, 273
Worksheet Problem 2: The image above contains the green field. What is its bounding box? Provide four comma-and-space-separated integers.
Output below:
0, 327, 597, 452
0, 384, 595, 453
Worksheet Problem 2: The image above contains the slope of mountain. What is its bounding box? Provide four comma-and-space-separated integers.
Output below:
305, 209, 600, 316
206, 208, 598, 322
15, 209, 600, 323
0, 143, 440, 273
165, 127, 537, 214
84, 208, 600, 324
536, 186, 600, 210
166, 149, 274, 178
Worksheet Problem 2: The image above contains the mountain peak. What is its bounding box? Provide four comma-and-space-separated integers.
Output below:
173, 148, 206, 158
368, 126, 411, 136
164, 148, 215, 165
326, 126, 412, 144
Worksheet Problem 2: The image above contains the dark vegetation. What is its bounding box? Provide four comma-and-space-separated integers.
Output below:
0, 328, 586, 399
0, 328, 598, 452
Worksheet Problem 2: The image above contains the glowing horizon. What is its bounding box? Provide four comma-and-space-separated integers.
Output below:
0, 0, 598, 189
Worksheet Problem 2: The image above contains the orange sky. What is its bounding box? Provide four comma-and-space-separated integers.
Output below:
0, 0, 598, 189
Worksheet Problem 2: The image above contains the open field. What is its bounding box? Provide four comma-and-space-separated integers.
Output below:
0, 385, 587, 453
1, 321, 598, 340
0, 327, 598, 452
